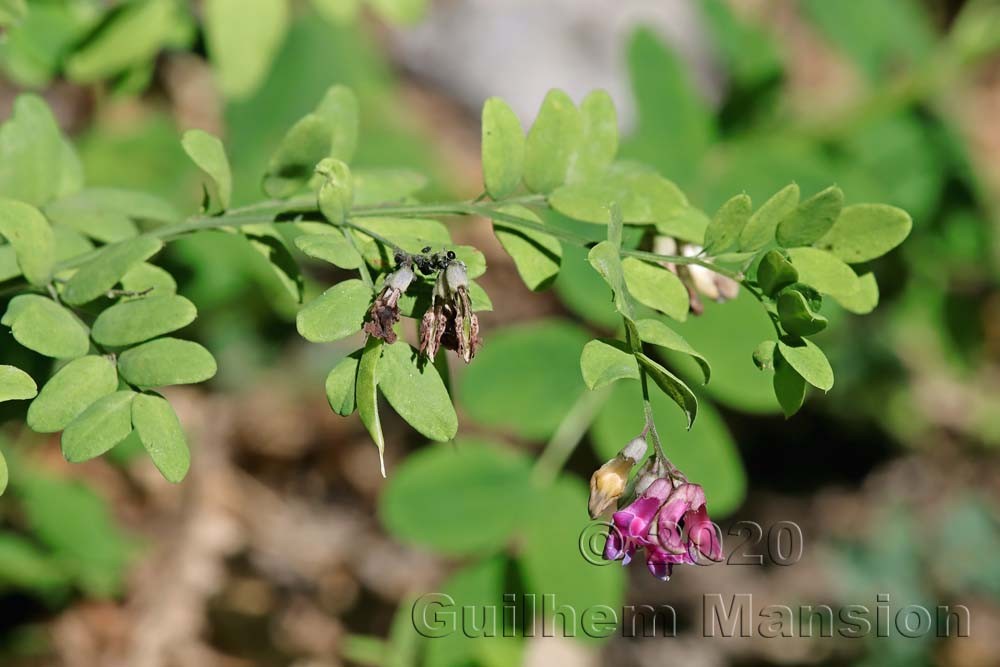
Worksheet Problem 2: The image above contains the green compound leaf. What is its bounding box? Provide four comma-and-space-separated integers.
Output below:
636, 352, 698, 428
0, 94, 83, 207
380, 439, 534, 555
2, 295, 89, 359
776, 289, 828, 337
518, 476, 625, 641
777, 338, 833, 392
773, 354, 807, 418
357, 336, 385, 475
481, 97, 525, 200
580, 339, 639, 390
549, 171, 689, 233
703, 193, 752, 255
117, 338, 217, 388
0, 198, 54, 285
635, 318, 710, 383
524, 89, 582, 194
181, 129, 232, 212
568, 89, 618, 183
378, 342, 457, 442
61, 236, 164, 306
203, 0, 289, 100
460, 320, 589, 440
740, 184, 800, 251
493, 204, 561, 290
263, 85, 359, 198
0, 365, 37, 402
61, 390, 136, 463
756, 249, 799, 296
776, 185, 844, 247
120, 262, 177, 298
27, 355, 118, 433
815, 203, 913, 263
294, 231, 363, 269
622, 257, 689, 321
296, 278, 371, 343
92, 295, 197, 347
325, 351, 361, 417
131, 393, 190, 483
588, 241, 634, 321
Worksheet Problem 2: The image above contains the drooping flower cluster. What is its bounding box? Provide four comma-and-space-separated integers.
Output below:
363, 250, 481, 363
589, 438, 722, 581
654, 236, 739, 316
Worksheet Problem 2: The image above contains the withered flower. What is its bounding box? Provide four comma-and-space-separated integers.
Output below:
419, 260, 481, 363
363, 263, 415, 344
588, 436, 648, 518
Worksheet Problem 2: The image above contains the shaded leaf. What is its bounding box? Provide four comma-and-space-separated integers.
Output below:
294, 232, 363, 269
493, 204, 561, 290
777, 289, 828, 336
325, 351, 360, 416
61, 391, 135, 463
622, 257, 689, 321
580, 339, 639, 390
27, 355, 118, 433
777, 338, 833, 391
773, 354, 806, 417
756, 249, 799, 296
182, 129, 232, 211
776, 185, 844, 247
378, 342, 457, 442
636, 352, 698, 428
635, 318, 710, 383
357, 336, 385, 475
703, 193, 751, 254
740, 183, 799, 251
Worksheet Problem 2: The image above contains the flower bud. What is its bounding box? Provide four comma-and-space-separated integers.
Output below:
588, 436, 648, 518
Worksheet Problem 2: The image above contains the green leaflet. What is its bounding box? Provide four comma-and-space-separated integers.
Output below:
27, 355, 118, 433
786, 247, 876, 313
549, 171, 689, 233
621, 257, 689, 321
316, 158, 353, 225
117, 338, 217, 388
588, 241, 634, 321
203, 0, 289, 99
357, 336, 385, 476
776, 185, 844, 247
636, 352, 698, 428
325, 352, 361, 417
777, 338, 834, 391
481, 97, 525, 199
776, 289, 828, 337
0, 365, 37, 402
815, 203, 912, 263
182, 129, 232, 212
580, 339, 639, 390
567, 89, 618, 183
380, 439, 534, 554
2, 294, 89, 359
263, 85, 359, 197
756, 249, 799, 296
635, 318, 711, 383
294, 232, 363, 269
131, 393, 190, 483
703, 193, 752, 255
61, 236, 164, 305
0, 94, 83, 206
773, 354, 807, 418
0, 198, 54, 285
524, 89, 582, 194
378, 342, 458, 442
61, 391, 136, 463
296, 278, 371, 343
740, 184, 799, 251
64, 0, 188, 83
120, 262, 177, 298
493, 204, 561, 290
91, 295, 197, 347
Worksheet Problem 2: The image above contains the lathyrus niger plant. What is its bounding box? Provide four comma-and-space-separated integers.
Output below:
1, 73, 909, 544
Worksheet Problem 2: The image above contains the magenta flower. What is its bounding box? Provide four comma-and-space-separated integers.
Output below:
603, 479, 722, 581
603, 478, 672, 565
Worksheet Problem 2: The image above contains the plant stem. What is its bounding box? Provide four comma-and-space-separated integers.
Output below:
532, 387, 610, 486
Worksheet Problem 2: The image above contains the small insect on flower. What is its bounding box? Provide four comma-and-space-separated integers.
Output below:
419, 260, 482, 363
363, 261, 415, 344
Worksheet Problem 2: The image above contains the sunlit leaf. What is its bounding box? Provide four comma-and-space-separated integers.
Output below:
481, 97, 524, 200
27, 355, 118, 433
117, 338, 217, 388
61, 391, 136, 463
131, 392, 190, 483
524, 89, 581, 194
